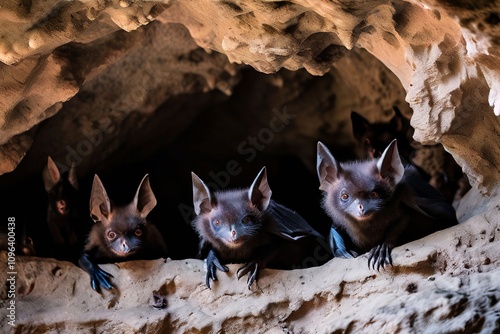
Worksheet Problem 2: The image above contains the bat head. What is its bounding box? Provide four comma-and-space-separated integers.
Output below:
43, 156, 79, 217
191, 167, 271, 249
317, 140, 404, 222
351, 106, 413, 159
90, 174, 157, 257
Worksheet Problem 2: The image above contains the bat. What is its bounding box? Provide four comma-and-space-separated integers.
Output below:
351, 106, 413, 159
317, 139, 458, 270
350, 107, 469, 201
191, 167, 325, 289
42, 156, 87, 261
78, 174, 168, 292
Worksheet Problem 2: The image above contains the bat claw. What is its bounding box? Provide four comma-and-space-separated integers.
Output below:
237, 262, 259, 288
79, 253, 114, 292
368, 243, 393, 271
205, 249, 227, 289
89, 265, 113, 291
94, 267, 114, 291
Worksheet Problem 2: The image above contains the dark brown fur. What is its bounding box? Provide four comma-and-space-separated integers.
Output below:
317, 140, 458, 269
192, 167, 324, 289
79, 174, 167, 291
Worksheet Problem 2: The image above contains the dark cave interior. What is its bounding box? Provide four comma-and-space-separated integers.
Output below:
0, 62, 464, 265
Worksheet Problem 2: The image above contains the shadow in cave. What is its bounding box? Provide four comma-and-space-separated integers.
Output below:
0, 145, 333, 263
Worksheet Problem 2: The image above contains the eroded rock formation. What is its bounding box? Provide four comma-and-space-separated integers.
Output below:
0, 0, 499, 333
1, 193, 498, 333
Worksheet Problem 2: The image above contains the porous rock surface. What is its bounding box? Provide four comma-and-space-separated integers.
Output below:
0, 0, 499, 191
0, 189, 498, 333
0, 0, 500, 333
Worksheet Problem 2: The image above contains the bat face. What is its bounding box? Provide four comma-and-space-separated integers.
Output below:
43, 156, 80, 217
191, 167, 271, 252
317, 140, 404, 226
89, 174, 159, 258
103, 208, 147, 257
351, 107, 412, 159
325, 161, 395, 222
202, 190, 263, 249
47, 177, 78, 216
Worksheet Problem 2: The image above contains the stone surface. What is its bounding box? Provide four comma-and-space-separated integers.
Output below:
0, 0, 499, 333
161, 0, 500, 193
0, 0, 498, 191
0, 192, 498, 333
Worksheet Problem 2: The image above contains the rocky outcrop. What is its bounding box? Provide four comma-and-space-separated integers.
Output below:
1, 0, 499, 191
0, 1, 239, 176
0, 189, 498, 333
0, 0, 499, 333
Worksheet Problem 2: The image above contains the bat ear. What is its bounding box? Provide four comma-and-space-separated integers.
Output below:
377, 139, 404, 184
90, 175, 111, 224
42, 156, 60, 192
133, 174, 157, 218
192, 172, 214, 215
317, 142, 340, 191
248, 167, 272, 211
68, 162, 79, 190
350, 111, 371, 141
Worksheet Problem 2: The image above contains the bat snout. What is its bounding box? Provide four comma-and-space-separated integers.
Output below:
111, 238, 137, 256
349, 201, 375, 221
222, 229, 245, 248
120, 240, 130, 253
230, 229, 241, 243
56, 200, 69, 215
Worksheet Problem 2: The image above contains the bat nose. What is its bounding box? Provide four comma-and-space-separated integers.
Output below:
121, 240, 130, 252
358, 203, 363, 212
57, 200, 68, 215
231, 229, 236, 237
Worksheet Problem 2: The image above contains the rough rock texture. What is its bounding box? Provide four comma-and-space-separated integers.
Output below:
0, 0, 499, 333
0, 0, 239, 177
0, 0, 499, 191
1, 192, 498, 333
162, 0, 500, 194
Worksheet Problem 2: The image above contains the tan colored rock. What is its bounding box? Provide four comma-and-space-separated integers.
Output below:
160, 0, 500, 193
1, 193, 498, 333
0, 1, 499, 332
0, 21, 239, 178
1, 0, 499, 192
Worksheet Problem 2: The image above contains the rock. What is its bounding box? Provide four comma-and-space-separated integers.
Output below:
0, 0, 499, 332
0, 192, 498, 333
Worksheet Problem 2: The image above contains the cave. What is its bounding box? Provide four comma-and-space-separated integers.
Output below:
0, 0, 499, 333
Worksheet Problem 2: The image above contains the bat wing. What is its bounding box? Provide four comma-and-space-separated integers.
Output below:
329, 227, 355, 259
401, 166, 458, 226
266, 201, 323, 241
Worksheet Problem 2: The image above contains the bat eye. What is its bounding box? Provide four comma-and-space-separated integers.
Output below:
370, 191, 379, 199
341, 192, 349, 201
134, 228, 142, 236
213, 219, 221, 227
107, 231, 116, 240
364, 138, 371, 145
242, 216, 251, 224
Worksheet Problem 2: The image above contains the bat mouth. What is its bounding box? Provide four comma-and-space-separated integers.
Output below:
355, 212, 375, 221
224, 237, 245, 248
110, 248, 137, 257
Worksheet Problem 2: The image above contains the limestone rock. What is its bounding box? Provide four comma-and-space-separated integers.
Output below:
1, 193, 498, 333
0, 1, 499, 332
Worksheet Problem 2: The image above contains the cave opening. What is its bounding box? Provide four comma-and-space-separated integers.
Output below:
1, 55, 464, 264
